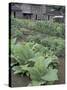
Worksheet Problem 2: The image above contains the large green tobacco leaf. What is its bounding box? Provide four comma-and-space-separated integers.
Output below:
12, 64, 30, 75
41, 68, 58, 81
12, 66, 23, 74
11, 42, 34, 64
20, 64, 30, 71
29, 56, 58, 85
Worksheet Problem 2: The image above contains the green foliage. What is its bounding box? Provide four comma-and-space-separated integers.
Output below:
11, 17, 65, 38
41, 68, 58, 81
11, 41, 34, 65
27, 35, 65, 56
40, 36, 65, 56
11, 41, 59, 85
10, 17, 65, 86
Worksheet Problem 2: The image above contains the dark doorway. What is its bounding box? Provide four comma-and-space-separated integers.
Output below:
35, 14, 37, 20
48, 15, 50, 20
23, 13, 32, 19
14, 11, 16, 18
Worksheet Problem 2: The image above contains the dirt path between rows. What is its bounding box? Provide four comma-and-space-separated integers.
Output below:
54, 57, 65, 84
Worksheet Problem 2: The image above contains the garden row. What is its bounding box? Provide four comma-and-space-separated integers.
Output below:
11, 17, 65, 57
10, 17, 65, 86
11, 17, 65, 38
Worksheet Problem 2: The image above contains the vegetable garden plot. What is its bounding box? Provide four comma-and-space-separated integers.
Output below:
9, 17, 65, 87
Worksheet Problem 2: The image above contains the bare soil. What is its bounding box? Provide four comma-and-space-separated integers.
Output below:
54, 57, 65, 84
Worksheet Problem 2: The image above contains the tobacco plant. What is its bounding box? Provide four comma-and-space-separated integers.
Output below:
11, 39, 59, 86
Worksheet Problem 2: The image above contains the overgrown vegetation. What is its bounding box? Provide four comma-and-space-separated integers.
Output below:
11, 17, 65, 38
10, 17, 65, 86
